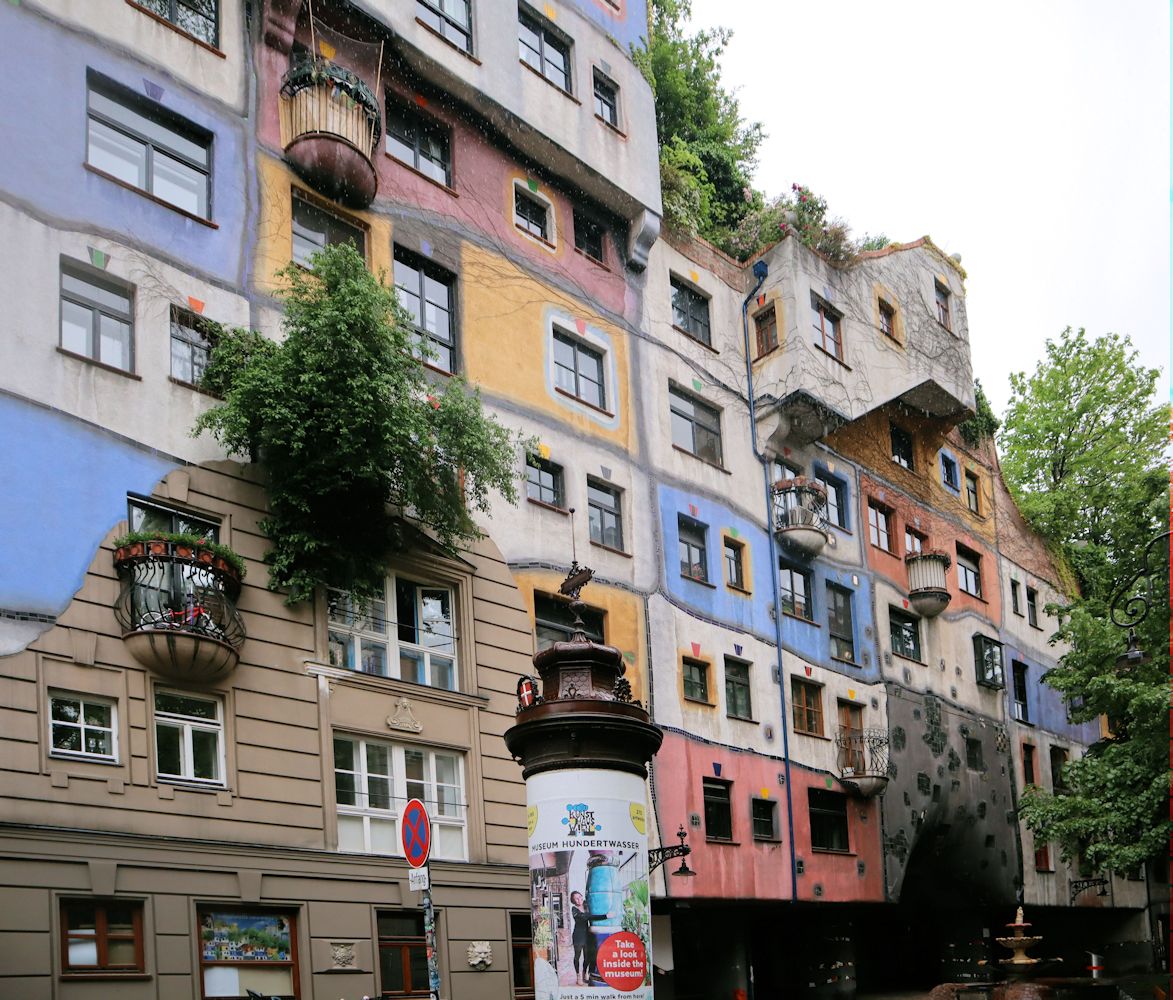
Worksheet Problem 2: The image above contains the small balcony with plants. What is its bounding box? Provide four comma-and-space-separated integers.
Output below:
771, 476, 829, 557
279, 54, 382, 208
836, 727, 890, 798
112, 533, 246, 683
905, 549, 953, 617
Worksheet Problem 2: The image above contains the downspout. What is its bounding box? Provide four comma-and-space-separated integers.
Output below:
741, 258, 799, 903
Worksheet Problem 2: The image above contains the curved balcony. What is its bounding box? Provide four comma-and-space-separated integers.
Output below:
113, 539, 245, 683
836, 728, 890, 798
905, 550, 953, 617
279, 57, 381, 208
771, 477, 829, 557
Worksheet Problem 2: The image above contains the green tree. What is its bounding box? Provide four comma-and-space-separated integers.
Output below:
1001, 326, 1169, 871
194, 242, 525, 604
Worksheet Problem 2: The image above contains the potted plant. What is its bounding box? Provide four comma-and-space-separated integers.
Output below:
111, 530, 247, 588
531, 914, 553, 962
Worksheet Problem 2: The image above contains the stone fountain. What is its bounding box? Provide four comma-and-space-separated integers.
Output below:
997, 907, 1044, 972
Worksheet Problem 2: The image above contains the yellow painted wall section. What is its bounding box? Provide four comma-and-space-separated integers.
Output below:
461, 243, 633, 451
513, 569, 647, 704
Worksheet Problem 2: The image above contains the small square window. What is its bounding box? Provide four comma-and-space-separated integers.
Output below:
417, 0, 472, 53
791, 678, 823, 736
678, 516, 708, 582
890, 424, 915, 470
386, 101, 452, 186
867, 501, 893, 552
751, 798, 777, 841
199, 909, 297, 994
573, 209, 605, 263
683, 657, 709, 703
669, 385, 722, 465
169, 306, 218, 386
754, 305, 778, 356
940, 453, 960, 491
292, 191, 366, 267
904, 527, 926, 554
1026, 587, 1040, 628
60, 259, 134, 372
519, 8, 571, 92
973, 634, 1004, 688
810, 291, 843, 360
154, 690, 224, 784
935, 281, 952, 330
61, 898, 144, 973
724, 539, 745, 590
779, 561, 813, 621
879, 298, 896, 339
808, 788, 849, 852
514, 187, 551, 243
526, 455, 563, 508
957, 545, 983, 598
587, 479, 623, 550
593, 69, 619, 127
702, 777, 732, 840
552, 329, 606, 409
889, 607, 921, 662
671, 277, 712, 347
965, 737, 984, 771
50, 692, 118, 761
724, 658, 752, 719
965, 471, 981, 513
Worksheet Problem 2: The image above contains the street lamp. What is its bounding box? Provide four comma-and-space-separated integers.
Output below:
648, 824, 695, 877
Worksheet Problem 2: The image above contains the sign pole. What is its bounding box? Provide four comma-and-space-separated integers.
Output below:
423, 883, 441, 1000
401, 797, 439, 1000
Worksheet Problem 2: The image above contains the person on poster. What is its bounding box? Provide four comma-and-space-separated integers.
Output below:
570, 890, 591, 985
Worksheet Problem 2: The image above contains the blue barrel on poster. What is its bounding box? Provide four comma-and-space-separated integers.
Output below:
586, 855, 622, 931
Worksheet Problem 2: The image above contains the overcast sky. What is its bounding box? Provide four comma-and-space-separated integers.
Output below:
686, 0, 1170, 417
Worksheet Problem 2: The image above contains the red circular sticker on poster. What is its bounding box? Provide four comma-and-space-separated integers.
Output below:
595, 931, 648, 992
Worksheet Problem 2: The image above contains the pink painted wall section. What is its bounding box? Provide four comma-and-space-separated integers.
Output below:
652, 734, 884, 903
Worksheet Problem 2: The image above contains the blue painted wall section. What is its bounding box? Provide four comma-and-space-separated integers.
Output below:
1000, 641, 1099, 744
564, 0, 649, 52
0, 394, 177, 615
0, 2, 246, 285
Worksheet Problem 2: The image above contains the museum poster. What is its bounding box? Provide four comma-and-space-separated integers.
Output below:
527, 768, 652, 1000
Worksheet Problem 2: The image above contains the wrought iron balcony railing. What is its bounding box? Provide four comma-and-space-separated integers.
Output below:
835, 727, 890, 797
771, 477, 829, 556
113, 539, 245, 682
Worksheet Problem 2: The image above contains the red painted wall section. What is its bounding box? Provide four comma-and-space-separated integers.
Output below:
653, 733, 884, 903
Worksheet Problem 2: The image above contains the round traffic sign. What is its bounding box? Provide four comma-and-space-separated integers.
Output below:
400, 797, 431, 869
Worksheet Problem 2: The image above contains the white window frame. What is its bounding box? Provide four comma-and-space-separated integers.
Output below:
334, 735, 468, 861
327, 575, 459, 691
513, 183, 555, 248
154, 690, 225, 786
49, 691, 118, 762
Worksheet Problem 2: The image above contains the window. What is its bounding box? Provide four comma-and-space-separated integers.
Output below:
587, 479, 623, 550
552, 330, 606, 409
702, 778, 732, 840
126, 498, 221, 628
1012, 661, 1029, 722
60, 260, 133, 372
965, 737, 984, 771
1026, 587, 1040, 628
573, 209, 605, 263
956, 545, 982, 597
791, 678, 823, 736
154, 690, 223, 784
526, 455, 563, 508
87, 72, 211, 218
973, 634, 1005, 688
1010, 579, 1022, 615
754, 305, 778, 356
199, 909, 296, 997
393, 247, 456, 373
826, 584, 855, 662
671, 277, 711, 346
940, 454, 960, 492
683, 657, 709, 703
292, 191, 366, 267
518, 8, 571, 92
935, 281, 952, 330
867, 501, 893, 552
592, 69, 618, 126
751, 798, 777, 841
1022, 743, 1036, 784
904, 527, 925, 555
816, 473, 846, 529
328, 577, 458, 690
724, 539, 745, 590
890, 424, 915, 469
1034, 841, 1052, 872
133, 0, 217, 46
724, 658, 752, 719
509, 913, 535, 1000
879, 298, 896, 339
1049, 746, 1069, 793
838, 700, 865, 772
534, 592, 604, 649
335, 735, 467, 858
778, 562, 813, 621
678, 516, 708, 582
889, 608, 922, 661
417, 0, 472, 53
50, 693, 117, 761
129, 495, 217, 538
170, 306, 217, 386
387, 103, 452, 187
378, 910, 430, 997
61, 899, 144, 974
669, 386, 722, 464
965, 471, 980, 513
808, 789, 849, 852
514, 186, 551, 242
810, 291, 843, 360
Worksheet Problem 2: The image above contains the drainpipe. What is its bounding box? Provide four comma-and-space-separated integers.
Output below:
741, 258, 799, 903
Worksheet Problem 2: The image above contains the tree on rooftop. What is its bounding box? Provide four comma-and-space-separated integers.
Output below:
194, 242, 525, 605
